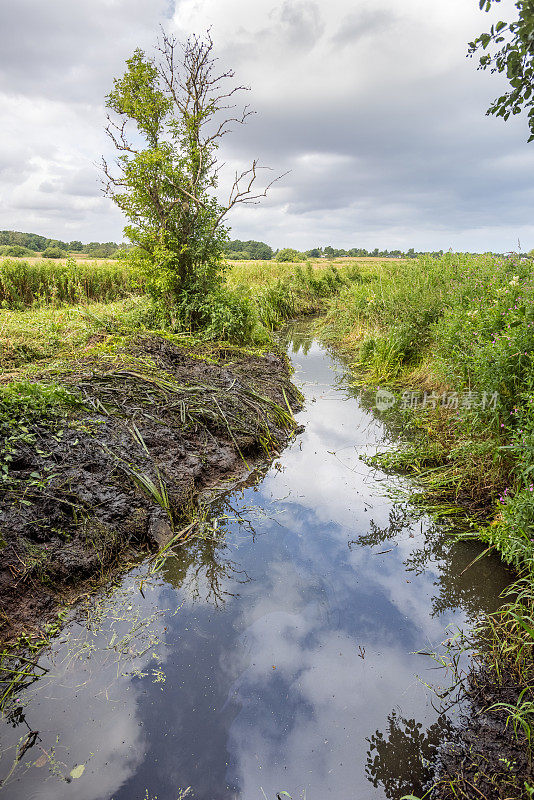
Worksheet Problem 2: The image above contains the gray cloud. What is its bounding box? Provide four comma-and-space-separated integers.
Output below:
0, 0, 531, 249
331, 8, 397, 47
0, 0, 171, 103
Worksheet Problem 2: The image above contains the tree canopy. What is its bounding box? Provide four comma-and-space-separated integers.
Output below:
225, 239, 273, 260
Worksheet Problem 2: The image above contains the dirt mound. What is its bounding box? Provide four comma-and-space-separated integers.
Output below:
0, 334, 302, 643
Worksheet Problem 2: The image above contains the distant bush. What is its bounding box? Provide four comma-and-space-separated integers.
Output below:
225, 239, 273, 260
275, 248, 306, 262
42, 246, 67, 259
0, 245, 33, 257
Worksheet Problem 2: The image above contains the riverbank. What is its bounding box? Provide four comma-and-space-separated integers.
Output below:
0, 333, 302, 646
0, 258, 362, 690
0, 322, 512, 799
320, 252, 534, 798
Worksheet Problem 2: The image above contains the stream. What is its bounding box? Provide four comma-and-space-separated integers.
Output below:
0, 322, 511, 800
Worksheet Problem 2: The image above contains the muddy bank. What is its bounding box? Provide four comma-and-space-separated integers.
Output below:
430, 663, 533, 799
0, 334, 301, 644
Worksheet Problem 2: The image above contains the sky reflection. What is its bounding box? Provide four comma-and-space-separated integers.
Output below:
0, 327, 511, 800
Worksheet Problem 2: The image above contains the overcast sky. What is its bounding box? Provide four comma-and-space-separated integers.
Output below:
0, 0, 531, 251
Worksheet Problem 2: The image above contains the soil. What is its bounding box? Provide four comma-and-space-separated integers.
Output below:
0, 334, 302, 644
431, 664, 534, 799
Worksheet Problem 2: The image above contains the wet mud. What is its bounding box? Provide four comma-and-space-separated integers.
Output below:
0, 335, 301, 643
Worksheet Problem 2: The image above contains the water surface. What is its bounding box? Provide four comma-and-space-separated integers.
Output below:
0, 324, 511, 800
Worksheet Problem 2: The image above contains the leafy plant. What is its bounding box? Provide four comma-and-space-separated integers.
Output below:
104, 31, 281, 327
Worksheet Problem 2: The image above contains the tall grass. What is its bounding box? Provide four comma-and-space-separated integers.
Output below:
324, 252, 534, 539
0, 257, 143, 309
323, 252, 534, 778
1, 260, 364, 371
0, 255, 363, 314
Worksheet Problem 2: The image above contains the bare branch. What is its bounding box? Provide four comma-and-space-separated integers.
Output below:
214, 162, 290, 227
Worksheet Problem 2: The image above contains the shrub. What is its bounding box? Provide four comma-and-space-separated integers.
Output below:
0, 245, 33, 257
275, 248, 306, 262
42, 246, 67, 259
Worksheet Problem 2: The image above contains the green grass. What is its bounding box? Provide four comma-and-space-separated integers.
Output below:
322, 252, 534, 513
0, 259, 364, 373
0, 256, 143, 309
0, 296, 149, 372
321, 252, 534, 789
0, 254, 367, 313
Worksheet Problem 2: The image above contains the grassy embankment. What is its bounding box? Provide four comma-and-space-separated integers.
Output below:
0, 255, 367, 372
321, 252, 534, 796
0, 254, 364, 697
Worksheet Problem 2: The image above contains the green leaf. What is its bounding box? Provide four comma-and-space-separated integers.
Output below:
70, 764, 85, 780
511, 613, 534, 640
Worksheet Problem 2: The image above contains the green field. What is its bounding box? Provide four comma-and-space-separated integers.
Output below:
0, 256, 363, 373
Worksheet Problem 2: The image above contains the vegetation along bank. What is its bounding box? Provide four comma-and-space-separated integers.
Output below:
0, 256, 362, 665
321, 251, 534, 798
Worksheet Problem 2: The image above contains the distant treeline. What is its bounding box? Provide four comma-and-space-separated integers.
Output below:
224, 239, 274, 260
0, 231, 125, 258
0, 230, 450, 261
224, 241, 429, 260
306, 246, 424, 258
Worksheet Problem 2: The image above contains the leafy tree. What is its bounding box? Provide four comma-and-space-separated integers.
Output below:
103, 32, 281, 326
0, 245, 33, 257
469, 0, 534, 140
0, 231, 49, 251
275, 248, 306, 262
225, 239, 273, 260
42, 246, 67, 259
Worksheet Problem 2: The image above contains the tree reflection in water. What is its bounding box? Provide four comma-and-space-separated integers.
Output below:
365, 710, 453, 798
278, 323, 314, 356
349, 503, 510, 620
160, 497, 265, 606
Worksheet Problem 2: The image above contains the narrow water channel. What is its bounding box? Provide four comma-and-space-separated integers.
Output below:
0, 323, 511, 800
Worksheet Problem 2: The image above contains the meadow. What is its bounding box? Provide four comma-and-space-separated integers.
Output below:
1, 250, 534, 793
0, 256, 143, 310
0, 256, 364, 373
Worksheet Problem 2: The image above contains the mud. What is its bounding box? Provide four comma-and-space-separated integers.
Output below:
0, 334, 301, 644
431, 665, 533, 799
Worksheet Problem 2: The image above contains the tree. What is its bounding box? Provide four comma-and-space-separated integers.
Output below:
42, 246, 67, 259
275, 247, 305, 262
103, 32, 282, 325
469, 1, 534, 140
225, 239, 273, 260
